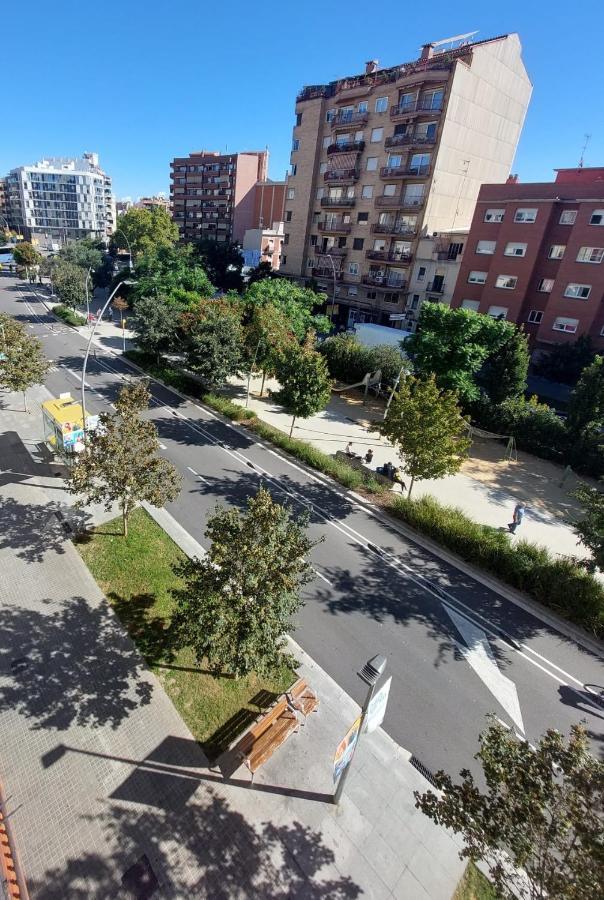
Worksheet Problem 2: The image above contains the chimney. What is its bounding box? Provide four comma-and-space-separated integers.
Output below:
420, 43, 434, 61
506, 173, 519, 184
365, 60, 378, 74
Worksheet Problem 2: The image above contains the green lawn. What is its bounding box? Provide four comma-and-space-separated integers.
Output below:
454, 863, 500, 900
76, 507, 294, 758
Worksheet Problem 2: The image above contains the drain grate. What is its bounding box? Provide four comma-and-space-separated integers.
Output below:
121, 854, 159, 899
409, 755, 440, 789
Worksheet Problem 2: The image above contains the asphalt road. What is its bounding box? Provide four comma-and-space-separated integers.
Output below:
2, 277, 603, 778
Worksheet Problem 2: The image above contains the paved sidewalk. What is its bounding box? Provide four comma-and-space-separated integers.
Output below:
1, 386, 465, 898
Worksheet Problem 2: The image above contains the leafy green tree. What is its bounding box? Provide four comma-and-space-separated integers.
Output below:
480, 327, 530, 403
374, 373, 470, 496
131, 244, 214, 304
415, 720, 603, 900
182, 300, 243, 389
243, 303, 296, 398
131, 293, 179, 361
567, 355, 604, 438
573, 482, 604, 571
274, 337, 332, 436
405, 303, 516, 404
57, 238, 103, 273
170, 487, 316, 677
196, 239, 244, 292
245, 278, 329, 340
52, 261, 87, 309
319, 333, 406, 387
246, 260, 278, 284
536, 335, 596, 385
12, 241, 42, 269
68, 381, 181, 536
112, 206, 178, 260
0, 313, 49, 411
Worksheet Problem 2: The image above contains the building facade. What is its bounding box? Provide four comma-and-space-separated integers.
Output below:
136, 195, 171, 212
3, 153, 115, 244
404, 229, 466, 329
450, 168, 604, 350
282, 33, 531, 328
170, 150, 269, 244
242, 223, 285, 271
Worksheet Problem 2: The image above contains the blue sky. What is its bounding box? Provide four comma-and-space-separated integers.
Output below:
2, 0, 602, 198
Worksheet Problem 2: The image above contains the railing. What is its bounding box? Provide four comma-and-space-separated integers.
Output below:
426, 280, 445, 293
327, 141, 365, 155
317, 246, 348, 257
379, 164, 430, 178
362, 273, 408, 289
312, 267, 343, 280
324, 169, 358, 182
330, 110, 369, 127
318, 220, 352, 233
365, 250, 413, 264
321, 197, 356, 208
371, 223, 417, 237
375, 196, 425, 209
390, 101, 443, 119
385, 133, 436, 149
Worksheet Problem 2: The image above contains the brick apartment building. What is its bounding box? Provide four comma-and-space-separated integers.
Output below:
281, 33, 532, 329
451, 167, 604, 350
171, 150, 286, 245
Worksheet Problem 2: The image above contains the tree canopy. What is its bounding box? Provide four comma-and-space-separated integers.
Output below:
12, 242, 42, 269
536, 335, 597, 386
182, 300, 243, 389
567, 355, 604, 438
51, 260, 87, 309
196, 239, 244, 293
111, 206, 179, 259
57, 238, 103, 273
245, 279, 329, 340
0, 313, 49, 410
274, 337, 333, 436
480, 327, 530, 403
131, 293, 179, 360
131, 244, 214, 305
243, 303, 296, 382
573, 482, 604, 571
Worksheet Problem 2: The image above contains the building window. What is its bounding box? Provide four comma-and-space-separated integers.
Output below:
589, 210, 604, 225
358, 101, 368, 113
287, 188, 295, 200
559, 209, 577, 225
286, 210, 293, 222
383, 183, 397, 197
357, 212, 369, 224
564, 283, 591, 299
468, 271, 487, 284
296, 112, 303, 126
292, 139, 299, 152
383, 292, 399, 304
537, 278, 555, 293
348, 286, 358, 296
484, 208, 505, 223
318, 162, 327, 175
504, 242, 527, 257
548, 244, 565, 260
476, 240, 496, 254
307, 259, 314, 268
353, 238, 364, 250
361, 185, 373, 199
410, 295, 420, 310
348, 262, 359, 275
461, 299, 480, 312
417, 266, 426, 281
366, 157, 378, 171
577, 246, 604, 263
553, 317, 579, 333
322, 136, 331, 150
290, 164, 297, 177
316, 188, 324, 200
375, 97, 388, 113
514, 208, 537, 223
527, 310, 543, 324
283, 233, 290, 245
310, 234, 317, 246
488, 306, 508, 319
495, 275, 517, 290
281, 255, 287, 265
371, 127, 384, 143
366, 290, 377, 300
326, 109, 336, 123
312, 211, 320, 223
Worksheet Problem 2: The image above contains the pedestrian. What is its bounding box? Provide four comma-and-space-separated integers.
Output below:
508, 501, 526, 534
393, 468, 407, 493
345, 441, 354, 457
364, 448, 374, 464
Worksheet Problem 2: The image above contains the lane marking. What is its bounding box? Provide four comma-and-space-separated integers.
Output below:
159, 443, 167, 450
313, 568, 333, 587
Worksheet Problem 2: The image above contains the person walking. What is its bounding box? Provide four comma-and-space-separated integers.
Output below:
364, 448, 374, 465
508, 501, 526, 534
393, 467, 407, 494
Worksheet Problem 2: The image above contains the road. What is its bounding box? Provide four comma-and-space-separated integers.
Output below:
2, 276, 603, 778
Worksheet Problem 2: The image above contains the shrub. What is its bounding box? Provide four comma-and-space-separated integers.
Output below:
469, 395, 568, 462
52, 304, 87, 327
319, 333, 405, 386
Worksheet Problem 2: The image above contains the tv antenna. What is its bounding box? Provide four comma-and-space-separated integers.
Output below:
579, 134, 591, 168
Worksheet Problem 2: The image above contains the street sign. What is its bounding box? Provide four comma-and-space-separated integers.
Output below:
389, 313, 405, 321
364, 677, 392, 733
333, 716, 361, 783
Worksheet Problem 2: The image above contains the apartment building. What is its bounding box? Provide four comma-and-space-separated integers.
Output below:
137, 195, 171, 212
170, 150, 269, 244
3, 153, 115, 244
282, 33, 531, 328
404, 229, 467, 329
451, 168, 604, 350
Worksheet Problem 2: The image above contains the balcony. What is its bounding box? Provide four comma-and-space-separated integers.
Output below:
375, 196, 425, 210
426, 280, 445, 294
362, 273, 408, 290
327, 141, 365, 155
385, 133, 436, 149
312, 267, 343, 280
331, 110, 369, 128
365, 250, 413, 265
379, 164, 430, 179
317, 246, 348, 257
390, 101, 443, 120
318, 219, 352, 234
324, 169, 359, 184
371, 223, 417, 237
321, 197, 356, 208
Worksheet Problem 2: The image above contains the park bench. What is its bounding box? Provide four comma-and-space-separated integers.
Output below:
334, 450, 393, 486
286, 678, 319, 723
236, 696, 299, 782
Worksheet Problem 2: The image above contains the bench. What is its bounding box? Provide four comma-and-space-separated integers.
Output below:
236, 697, 299, 782
286, 678, 319, 723
334, 451, 393, 486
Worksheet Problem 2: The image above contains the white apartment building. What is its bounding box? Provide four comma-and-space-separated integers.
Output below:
4, 153, 115, 244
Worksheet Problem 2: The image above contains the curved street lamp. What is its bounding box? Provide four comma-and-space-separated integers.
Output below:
112, 228, 134, 271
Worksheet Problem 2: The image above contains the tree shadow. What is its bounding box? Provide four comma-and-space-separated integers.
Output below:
0, 495, 93, 563
108, 591, 175, 666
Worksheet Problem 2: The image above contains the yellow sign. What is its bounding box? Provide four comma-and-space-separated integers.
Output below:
333, 716, 361, 783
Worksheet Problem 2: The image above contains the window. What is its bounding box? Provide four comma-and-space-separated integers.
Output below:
484, 208, 505, 223
296, 112, 302, 126
504, 242, 527, 257
476, 240, 496, 255
287, 188, 295, 200
375, 97, 388, 113
366, 290, 377, 300
461, 299, 480, 312
537, 278, 555, 293
553, 317, 579, 333
358, 101, 368, 113
353, 238, 364, 250
312, 211, 320, 223
383, 183, 397, 197
290, 164, 297, 177
283, 233, 289, 245
281, 255, 287, 265
326, 109, 336, 123
292, 139, 299, 152
307, 258, 314, 268
564, 283, 591, 299
285, 210, 292, 222
348, 262, 360, 275
589, 210, 604, 225
488, 306, 508, 319
468, 270, 487, 284
409, 153, 430, 173
362, 185, 373, 199
383, 292, 399, 304
322, 136, 331, 149
495, 275, 518, 290
310, 234, 317, 246
558, 210, 576, 225
387, 153, 402, 167
371, 127, 383, 143
417, 266, 426, 281
366, 157, 378, 171
357, 212, 369, 224
548, 244, 565, 260
316, 188, 324, 200
577, 246, 604, 263
527, 310, 543, 324
514, 208, 537, 223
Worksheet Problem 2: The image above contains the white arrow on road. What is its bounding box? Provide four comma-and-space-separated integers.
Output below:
443, 604, 525, 735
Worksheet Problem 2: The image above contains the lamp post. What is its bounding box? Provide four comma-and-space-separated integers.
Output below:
383, 364, 407, 420
325, 253, 338, 329
113, 228, 134, 271
80, 279, 135, 445
84, 265, 94, 332
333, 654, 387, 806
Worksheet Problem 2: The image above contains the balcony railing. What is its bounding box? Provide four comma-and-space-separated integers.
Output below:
385, 133, 436, 149
371, 223, 417, 237
330, 110, 369, 128
362, 273, 408, 290
318, 220, 352, 233
324, 169, 358, 183
375, 196, 425, 209
379, 164, 430, 179
390, 101, 443, 119
365, 250, 413, 264
312, 267, 343, 280
327, 140, 365, 155
426, 280, 445, 294
321, 197, 356, 208
317, 246, 348, 257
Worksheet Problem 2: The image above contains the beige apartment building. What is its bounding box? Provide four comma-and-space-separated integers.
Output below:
282, 33, 532, 328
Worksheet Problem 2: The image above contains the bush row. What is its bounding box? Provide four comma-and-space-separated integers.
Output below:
52, 304, 87, 327
318, 333, 405, 387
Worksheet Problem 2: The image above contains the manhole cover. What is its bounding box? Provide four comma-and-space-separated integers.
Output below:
121, 854, 159, 899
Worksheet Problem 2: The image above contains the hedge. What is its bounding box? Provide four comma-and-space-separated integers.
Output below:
52, 304, 87, 327
319, 333, 405, 386
389, 494, 604, 638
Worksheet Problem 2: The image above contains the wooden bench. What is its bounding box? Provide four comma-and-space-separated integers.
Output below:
334, 451, 393, 486
236, 697, 299, 782
286, 678, 319, 723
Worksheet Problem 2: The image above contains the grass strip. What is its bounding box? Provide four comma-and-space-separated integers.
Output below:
454, 863, 499, 900
52, 304, 87, 326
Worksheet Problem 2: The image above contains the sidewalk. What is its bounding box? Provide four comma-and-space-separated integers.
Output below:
0, 384, 466, 897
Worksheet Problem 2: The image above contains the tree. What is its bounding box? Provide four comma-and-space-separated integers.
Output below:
182, 300, 243, 390
374, 373, 470, 496
274, 337, 332, 437
243, 303, 296, 398
567, 355, 604, 439
246, 260, 279, 285
405, 303, 516, 404
131, 293, 179, 361
196, 239, 244, 292
536, 335, 596, 385
12, 241, 42, 269
415, 720, 603, 900
111, 206, 178, 260
52, 261, 87, 309
170, 487, 316, 677
480, 327, 530, 403
245, 279, 329, 340
131, 244, 214, 304
68, 381, 181, 536
0, 314, 49, 411
57, 238, 103, 273
573, 482, 604, 571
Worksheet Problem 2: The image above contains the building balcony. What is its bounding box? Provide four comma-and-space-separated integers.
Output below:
371, 223, 417, 237
362, 273, 408, 290
327, 140, 365, 155
317, 246, 348, 257
365, 250, 413, 265
318, 220, 352, 234
379, 164, 430, 179
390, 101, 443, 120
324, 169, 359, 184
385, 133, 436, 149
331, 110, 369, 128
426, 280, 445, 294
374, 196, 425, 210
320, 197, 356, 208
313, 267, 343, 280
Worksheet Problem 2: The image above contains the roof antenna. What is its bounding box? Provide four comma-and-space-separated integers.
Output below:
578, 134, 591, 169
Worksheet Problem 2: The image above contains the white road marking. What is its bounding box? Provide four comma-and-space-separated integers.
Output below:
187, 466, 198, 475
187, 465, 208, 484
313, 568, 333, 586
159, 443, 167, 450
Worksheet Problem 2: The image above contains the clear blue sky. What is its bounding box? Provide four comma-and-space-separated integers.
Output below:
2, 0, 602, 198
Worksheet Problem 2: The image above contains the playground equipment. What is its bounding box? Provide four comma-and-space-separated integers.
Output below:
332, 369, 383, 398
468, 424, 517, 462
42, 393, 99, 459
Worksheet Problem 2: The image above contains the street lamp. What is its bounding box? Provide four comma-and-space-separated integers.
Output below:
325, 253, 338, 329
84, 265, 94, 332
333, 654, 387, 806
80, 278, 136, 444
113, 228, 134, 271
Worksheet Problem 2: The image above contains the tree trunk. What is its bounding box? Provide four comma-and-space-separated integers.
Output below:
123, 507, 128, 537
289, 415, 296, 438
260, 370, 267, 397
22, 391, 28, 413
408, 476, 415, 498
